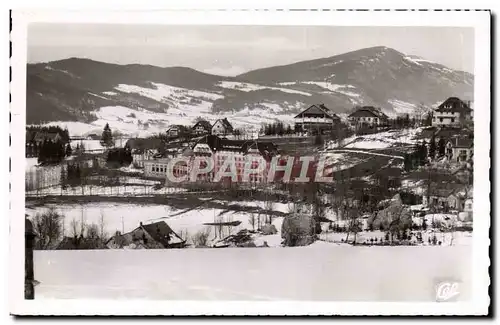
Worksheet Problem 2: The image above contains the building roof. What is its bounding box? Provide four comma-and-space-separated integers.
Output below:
141, 221, 183, 247
125, 138, 164, 153
192, 120, 212, 131
348, 106, 388, 119
193, 135, 278, 158
294, 104, 340, 119
435, 127, 472, 140
435, 97, 472, 114
212, 118, 234, 132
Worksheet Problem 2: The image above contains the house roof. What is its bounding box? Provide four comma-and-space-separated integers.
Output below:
212, 118, 234, 132
141, 221, 183, 247
435, 127, 472, 140
294, 104, 340, 119
125, 138, 163, 153
192, 120, 212, 130
193, 135, 278, 158
435, 97, 472, 114
348, 106, 388, 119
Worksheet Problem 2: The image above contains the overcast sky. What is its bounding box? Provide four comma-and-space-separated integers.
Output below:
28, 24, 474, 76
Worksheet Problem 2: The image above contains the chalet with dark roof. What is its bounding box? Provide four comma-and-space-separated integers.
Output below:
211, 118, 234, 136
432, 97, 473, 127
192, 120, 212, 135
348, 106, 389, 127
106, 221, 185, 249
294, 104, 340, 133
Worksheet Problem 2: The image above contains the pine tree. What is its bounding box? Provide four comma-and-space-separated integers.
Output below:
438, 138, 446, 157
65, 143, 73, 157
100, 123, 115, 148
429, 134, 437, 159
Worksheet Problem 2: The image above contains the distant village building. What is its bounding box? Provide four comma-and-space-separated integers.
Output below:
348, 106, 389, 127
211, 118, 234, 136
192, 120, 212, 136
125, 137, 164, 168
432, 97, 473, 127
166, 125, 182, 138
445, 136, 473, 163
142, 135, 279, 185
294, 104, 340, 133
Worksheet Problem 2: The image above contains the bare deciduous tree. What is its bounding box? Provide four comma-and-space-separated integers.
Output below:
248, 213, 257, 231
32, 208, 64, 249
192, 227, 212, 247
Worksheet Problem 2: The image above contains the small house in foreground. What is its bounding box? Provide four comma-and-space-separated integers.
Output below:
106, 221, 185, 249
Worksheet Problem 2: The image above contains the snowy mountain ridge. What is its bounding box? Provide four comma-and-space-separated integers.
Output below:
27, 46, 474, 136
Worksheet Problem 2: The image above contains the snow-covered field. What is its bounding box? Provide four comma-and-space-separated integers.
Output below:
34, 245, 472, 300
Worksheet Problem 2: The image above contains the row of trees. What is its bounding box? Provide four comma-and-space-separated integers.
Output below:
261, 122, 294, 136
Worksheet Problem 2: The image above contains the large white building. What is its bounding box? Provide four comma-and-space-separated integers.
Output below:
432, 97, 473, 127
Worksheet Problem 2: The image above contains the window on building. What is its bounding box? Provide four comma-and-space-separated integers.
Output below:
450, 118, 455, 123
439, 118, 443, 122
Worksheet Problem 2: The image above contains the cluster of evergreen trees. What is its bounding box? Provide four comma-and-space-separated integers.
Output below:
37, 140, 72, 164
403, 135, 447, 172
262, 122, 294, 136
106, 146, 133, 167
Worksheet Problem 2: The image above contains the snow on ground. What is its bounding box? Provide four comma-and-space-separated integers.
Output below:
217, 81, 311, 96
337, 128, 421, 151
388, 99, 418, 115
345, 140, 392, 150
303, 82, 359, 98
34, 245, 472, 300
116, 82, 224, 102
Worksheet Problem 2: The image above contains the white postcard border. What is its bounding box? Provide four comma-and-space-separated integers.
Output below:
9, 9, 490, 316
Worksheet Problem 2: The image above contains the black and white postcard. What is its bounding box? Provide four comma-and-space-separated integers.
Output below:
9, 9, 491, 316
